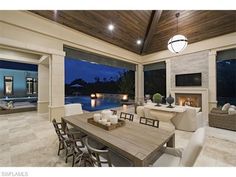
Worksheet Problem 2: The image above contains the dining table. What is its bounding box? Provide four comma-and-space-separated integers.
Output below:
61, 113, 175, 167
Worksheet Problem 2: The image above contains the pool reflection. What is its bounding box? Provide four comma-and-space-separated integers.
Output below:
91, 99, 101, 108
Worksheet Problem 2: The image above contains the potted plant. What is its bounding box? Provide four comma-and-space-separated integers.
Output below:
153, 93, 162, 106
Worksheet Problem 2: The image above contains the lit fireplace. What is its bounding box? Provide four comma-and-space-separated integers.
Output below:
175, 93, 202, 109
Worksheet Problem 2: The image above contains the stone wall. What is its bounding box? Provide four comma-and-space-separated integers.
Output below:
170, 50, 209, 88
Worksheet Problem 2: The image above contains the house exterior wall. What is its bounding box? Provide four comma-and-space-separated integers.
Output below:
0, 68, 38, 98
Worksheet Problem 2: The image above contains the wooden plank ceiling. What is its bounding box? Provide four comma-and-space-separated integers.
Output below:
31, 10, 236, 55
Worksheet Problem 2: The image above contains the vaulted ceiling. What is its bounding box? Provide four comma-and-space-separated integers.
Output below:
31, 10, 236, 55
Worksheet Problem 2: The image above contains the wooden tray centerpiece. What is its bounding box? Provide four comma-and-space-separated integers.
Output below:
87, 118, 125, 131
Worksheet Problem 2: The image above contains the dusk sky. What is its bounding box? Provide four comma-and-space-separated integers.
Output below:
65, 57, 127, 84
0, 60, 37, 71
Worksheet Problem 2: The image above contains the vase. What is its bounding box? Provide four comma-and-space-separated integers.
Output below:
166, 94, 174, 108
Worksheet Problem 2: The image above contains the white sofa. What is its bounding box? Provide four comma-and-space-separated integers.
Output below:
137, 105, 203, 132
171, 106, 203, 132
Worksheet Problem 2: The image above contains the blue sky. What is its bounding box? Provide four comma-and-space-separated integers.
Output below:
65, 57, 127, 84
0, 60, 37, 71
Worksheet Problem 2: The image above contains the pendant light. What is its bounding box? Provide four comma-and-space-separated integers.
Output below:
168, 13, 188, 53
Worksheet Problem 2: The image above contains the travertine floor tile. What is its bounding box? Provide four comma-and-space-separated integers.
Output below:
0, 110, 235, 167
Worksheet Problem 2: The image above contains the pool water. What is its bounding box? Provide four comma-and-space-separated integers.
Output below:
65, 96, 122, 111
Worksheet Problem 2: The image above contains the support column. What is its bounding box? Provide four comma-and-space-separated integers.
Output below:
135, 64, 144, 104
208, 50, 217, 111
37, 62, 49, 114
165, 59, 171, 96
48, 54, 65, 121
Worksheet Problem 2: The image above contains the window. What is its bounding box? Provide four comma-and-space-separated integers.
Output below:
4, 76, 13, 95
144, 62, 166, 99
217, 48, 236, 106
26, 78, 38, 94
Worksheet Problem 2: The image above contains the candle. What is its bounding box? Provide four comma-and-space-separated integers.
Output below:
98, 120, 102, 124
100, 119, 107, 125
110, 115, 118, 124
101, 110, 112, 121
93, 113, 101, 122
106, 122, 111, 126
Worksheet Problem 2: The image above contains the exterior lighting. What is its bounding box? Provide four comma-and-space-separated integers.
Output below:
121, 94, 128, 102
90, 93, 97, 99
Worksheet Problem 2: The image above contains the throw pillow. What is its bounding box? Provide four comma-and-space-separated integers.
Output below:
222, 103, 230, 111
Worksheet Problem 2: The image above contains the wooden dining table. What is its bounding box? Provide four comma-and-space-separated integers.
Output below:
62, 113, 175, 167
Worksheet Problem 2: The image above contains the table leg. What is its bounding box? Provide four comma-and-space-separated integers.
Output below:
167, 134, 175, 148
133, 159, 144, 167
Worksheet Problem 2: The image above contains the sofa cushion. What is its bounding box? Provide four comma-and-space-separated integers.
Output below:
222, 103, 230, 111
228, 108, 236, 115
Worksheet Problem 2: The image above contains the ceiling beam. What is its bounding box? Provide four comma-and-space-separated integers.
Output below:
141, 10, 162, 55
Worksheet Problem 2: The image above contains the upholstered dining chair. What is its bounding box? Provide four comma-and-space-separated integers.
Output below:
152, 127, 206, 167
84, 137, 133, 167
120, 112, 134, 121
64, 103, 83, 116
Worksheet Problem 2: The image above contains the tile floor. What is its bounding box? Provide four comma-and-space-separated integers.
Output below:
0, 109, 235, 167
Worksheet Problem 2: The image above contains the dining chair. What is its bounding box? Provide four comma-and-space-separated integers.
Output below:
151, 127, 206, 167
52, 119, 67, 156
120, 112, 134, 121
139, 117, 159, 128
64, 103, 105, 150
64, 128, 92, 167
84, 136, 112, 167
110, 109, 117, 115
84, 137, 133, 167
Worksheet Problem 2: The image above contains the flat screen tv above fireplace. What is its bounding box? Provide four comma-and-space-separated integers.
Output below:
176, 73, 202, 86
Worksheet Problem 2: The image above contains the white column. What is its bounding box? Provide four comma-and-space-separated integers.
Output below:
165, 59, 171, 96
48, 54, 65, 121
37, 62, 49, 114
135, 64, 144, 104
208, 50, 217, 111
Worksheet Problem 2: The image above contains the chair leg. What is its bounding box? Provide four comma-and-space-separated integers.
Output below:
65, 148, 68, 163
58, 141, 62, 156
72, 154, 75, 167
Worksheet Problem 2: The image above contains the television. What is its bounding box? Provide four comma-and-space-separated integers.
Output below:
176, 73, 202, 86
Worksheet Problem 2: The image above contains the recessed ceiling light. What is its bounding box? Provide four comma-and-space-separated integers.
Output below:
136, 39, 142, 45
108, 24, 114, 31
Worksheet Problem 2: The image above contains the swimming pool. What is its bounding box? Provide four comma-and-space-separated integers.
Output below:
65, 96, 122, 111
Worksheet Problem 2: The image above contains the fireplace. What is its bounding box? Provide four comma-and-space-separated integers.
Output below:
175, 93, 202, 109
171, 88, 208, 121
